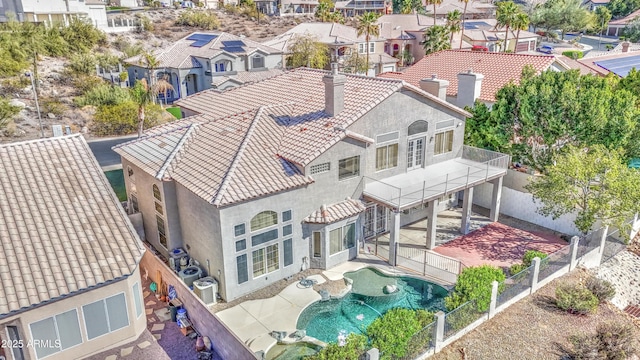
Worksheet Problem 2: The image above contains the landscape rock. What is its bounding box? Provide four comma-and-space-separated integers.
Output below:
9, 99, 26, 108
47, 113, 56, 119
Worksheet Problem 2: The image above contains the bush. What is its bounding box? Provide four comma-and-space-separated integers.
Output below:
72, 75, 105, 95
509, 263, 526, 276
42, 98, 66, 116
562, 50, 584, 60
175, 9, 220, 30
75, 83, 131, 107
0, 76, 30, 96
91, 101, 163, 136
522, 250, 548, 266
59, 18, 106, 53
367, 308, 432, 360
585, 277, 616, 304
307, 333, 367, 360
67, 53, 97, 76
445, 265, 506, 312
570, 323, 636, 360
555, 283, 599, 315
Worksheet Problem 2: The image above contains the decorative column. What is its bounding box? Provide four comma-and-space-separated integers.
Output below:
461, 187, 474, 234
426, 199, 438, 249
489, 177, 503, 222
388, 210, 401, 266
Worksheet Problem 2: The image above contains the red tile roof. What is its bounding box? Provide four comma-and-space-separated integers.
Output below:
304, 198, 366, 224
379, 50, 558, 102
609, 9, 640, 25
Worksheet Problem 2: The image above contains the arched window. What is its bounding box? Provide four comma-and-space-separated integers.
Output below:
153, 184, 162, 201
408, 120, 429, 136
251, 211, 278, 232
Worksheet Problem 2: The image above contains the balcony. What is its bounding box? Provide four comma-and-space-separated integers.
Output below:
363, 146, 510, 210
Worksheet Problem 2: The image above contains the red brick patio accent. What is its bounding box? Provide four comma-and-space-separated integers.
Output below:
433, 222, 568, 268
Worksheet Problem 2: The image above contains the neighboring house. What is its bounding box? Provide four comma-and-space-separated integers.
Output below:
0, 135, 146, 360
607, 9, 640, 37
111, 0, 139, 7
124, 32, 284, 101
263, 22, 398, 75
0, 0, 108, 28
583, 0, 610, 11
113, 67, 507, 302
377, 14, 470, 64
279, 0, 319, 16
335, 0, 388, 17
426, 0, 496, 20
579, 43, 640, 77
461, 19, 540, 53
379, 50, 570, 106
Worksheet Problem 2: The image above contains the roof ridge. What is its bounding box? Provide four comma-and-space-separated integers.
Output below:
113, 123, 196, 150
0, 133, 83, 148
212, 108, 263, 206
155, 123, 198, 180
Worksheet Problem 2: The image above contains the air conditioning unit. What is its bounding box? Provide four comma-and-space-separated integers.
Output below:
193, 277, 218, 305
178, 266, 202, 287
169, 248, 189, 272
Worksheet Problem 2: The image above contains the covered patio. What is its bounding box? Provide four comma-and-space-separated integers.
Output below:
363, 146, 509, 265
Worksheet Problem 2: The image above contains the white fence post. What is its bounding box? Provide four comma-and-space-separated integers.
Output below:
488, 280, 499, 319
434, 311, 445, 351
530, 257, 541, 294
569, 236, 580, 270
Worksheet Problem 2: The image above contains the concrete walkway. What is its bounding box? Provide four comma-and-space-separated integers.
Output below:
595, 250, 640, 310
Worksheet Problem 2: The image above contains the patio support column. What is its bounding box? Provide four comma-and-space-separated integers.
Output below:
489, 177, 503, 222
426, 199, 438, 249
389, 210, 401, 266
461, 187, 474, 234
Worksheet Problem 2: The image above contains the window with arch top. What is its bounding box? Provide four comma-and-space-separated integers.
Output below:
153, 184, 162, 201
408, 120, 429, 136
251, 211, 278, 232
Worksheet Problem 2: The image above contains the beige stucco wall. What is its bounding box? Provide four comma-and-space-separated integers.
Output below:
0, 266, 145, 360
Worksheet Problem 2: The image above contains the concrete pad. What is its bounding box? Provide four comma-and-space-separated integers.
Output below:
105, 355, 117, 360
240, 295, 295, 320
247, 333, 277, 354
145, 300, 156, 306
150, 323, 165, 332
143, 291, 151, 298
306, 274, 326, 284
120, 346, 134, 357
153, 333, 162, 341
232, 321, 271, 342
145, 308, 153, 315
278, 284, 321, 309
154, 309, 171, 322
217, 305, 260, 329
137, 341, 151, 349
259, 308, 300, 332
323, 261, 366, 281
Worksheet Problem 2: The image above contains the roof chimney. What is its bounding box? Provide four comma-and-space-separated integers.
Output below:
322, 63, 346, 117
622, 41, 630, 53
419, 74, 449, 101
456, 69, 484, 108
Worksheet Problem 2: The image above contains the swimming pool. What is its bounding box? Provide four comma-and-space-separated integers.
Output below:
296, 267, 448, 343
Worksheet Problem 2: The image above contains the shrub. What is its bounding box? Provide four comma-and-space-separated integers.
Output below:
175, 9, 220, 30
555, 283, 599, 315
42, 98, 66, 116
72, 75, 105, 95
522, 250, 548, 266
91, 101, 162, 136
445, 265, 506, 312
562, 50, 584, 60
67, 53, 97, 76
136, 15, 154, 33
585, 278, 616, 304
75, 83, 131, 107
367, 308, 430, 360
307, 333, 367, 360
0, 96, 20, 130
570, 323, 636, 360
1, 76, 30, 96
60, 18, 106, 53
509, 263, 526, 276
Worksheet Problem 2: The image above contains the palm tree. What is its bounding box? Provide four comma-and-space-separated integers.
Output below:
458, 0, 469, 49
143, 52, 161, 89
400, 0, 413, 14
423, 25, 451, 55
496, 1, 520, 52
425, 0, 443, 25
315, 1, 332, 22
513, 13, 530, 53
130, 79, 154, 138
446, 10, 462, 48
356, 12, 381, 76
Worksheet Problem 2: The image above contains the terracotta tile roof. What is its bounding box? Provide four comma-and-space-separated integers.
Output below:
116, 68, 469, 206
0, 135, 145, 318
263, 22, 385, 52
211, 68, 285, 87
304, 198, 366, 224
379, 50, 557, 102
556, 55, 598, 75
377, 14, 446, 38
609, 9, 640, 25
124, 32, 283, 69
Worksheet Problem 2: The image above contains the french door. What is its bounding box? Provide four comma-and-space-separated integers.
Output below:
407, 137, 425, 170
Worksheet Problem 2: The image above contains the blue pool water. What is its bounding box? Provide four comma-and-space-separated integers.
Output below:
296, 267, 448, 344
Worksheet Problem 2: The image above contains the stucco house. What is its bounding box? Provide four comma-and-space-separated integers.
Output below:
113, 67, 507, 303
124, 32, 284, 101
0, 0, 108, 28
0, 135, 146, 360
460, 19, 540, 53
263, 22, 398, 75
606, 8, 640, 37
380, 50, 570, 107
426, 0, 496, 20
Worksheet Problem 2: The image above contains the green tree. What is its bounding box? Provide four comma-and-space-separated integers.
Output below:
445, 265, 505, 312
496, 1, 520, 52
307, 333, 367, 360
622, 17, 640, 42
315, 0, 333, 22
607, 0, 640, 18
446, 10, 462, 47
459, 0, 470, 48
393, 0, 424, 15
531, 0, 594, 40
367, 308, 434, 360
425, 0, 444, 25
342, 52, 368, 74
129, 79, 155, 137
400, 0, 414, 14
595, 6, 612, 35
0, 97, 20, 130
526, 145, 640, 237
356, 12, 381, 75
513, 13, 530, 52
422, 25, 451, 54
286, 33, 329, 69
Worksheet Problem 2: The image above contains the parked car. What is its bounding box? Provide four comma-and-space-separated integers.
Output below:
536, 45, 554, 54
471, 45, 489, 52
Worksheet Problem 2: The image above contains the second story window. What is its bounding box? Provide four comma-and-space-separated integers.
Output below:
434, 130, 454, 155
358, 42, 375, 54
251, 211, 278, 232
252, 55, 265, 69
376, 144, 398, 171
338, 156, 360, 180
153, 184, 162, 201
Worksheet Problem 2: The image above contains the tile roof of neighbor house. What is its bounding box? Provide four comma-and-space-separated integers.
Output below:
263, 22, 385, 53
0, 135, 145, 318
211, 68, 285, 87
609, 9, 640, 25
556, 55, 598, 75
304, 198, 367, 224
377, 14, 447, 39
114, 68, 470, 207
379, 50, 558, 102
428, 0, 496, 15
124, 32, 283, 69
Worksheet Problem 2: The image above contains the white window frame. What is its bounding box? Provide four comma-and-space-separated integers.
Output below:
133, 282, 143, 319
375, 143, 399, 171
434, 129, 454, 155
329, 222, 357, 256
6, 325, 25, 360
358, 42, 375, 54
312, 231, 322, 258
338, 156, 360, 181
251, 243, 279, 278
29, 308, 84, 359
81, 292, 130, 341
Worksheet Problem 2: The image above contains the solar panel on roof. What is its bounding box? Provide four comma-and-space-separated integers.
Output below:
223, 46, 245, 53
594, 55, 640, 77
187, 34, 218, 47
464, 21, 491, 30
222, 40, 245, 47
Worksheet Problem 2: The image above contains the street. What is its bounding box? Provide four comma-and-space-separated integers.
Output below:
87, 135, 137, 169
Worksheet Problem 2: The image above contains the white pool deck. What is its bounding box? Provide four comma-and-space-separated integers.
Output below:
215, 258, 401, 354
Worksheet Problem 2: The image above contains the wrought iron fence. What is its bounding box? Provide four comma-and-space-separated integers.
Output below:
537, 245, 571, 283
577, 227, 604, 259
403, 321, 436, 359
443, 300, 484, 340
496, 265, 533, 308
397, 246, 463, 274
